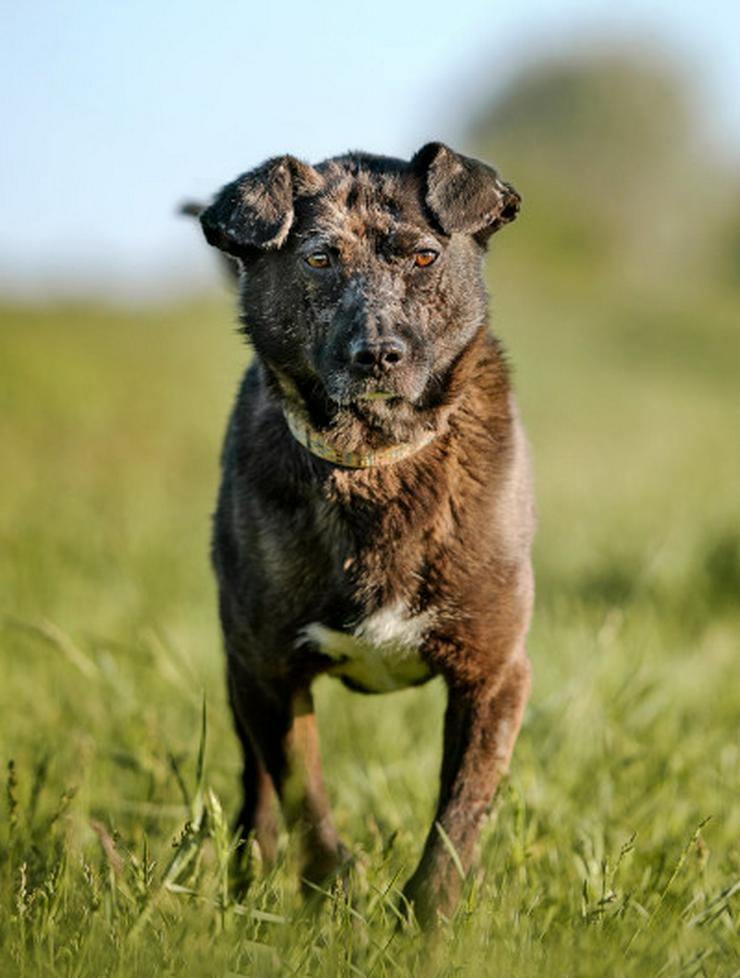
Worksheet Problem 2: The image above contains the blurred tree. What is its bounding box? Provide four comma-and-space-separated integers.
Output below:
468, 46, 738, 289
716, 186, 740, 287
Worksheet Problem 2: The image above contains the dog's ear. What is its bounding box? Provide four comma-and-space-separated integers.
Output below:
200, 156, 322, 256
412, 142, 521, 245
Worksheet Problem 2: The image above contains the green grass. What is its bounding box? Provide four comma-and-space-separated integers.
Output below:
1, 268, 738, 977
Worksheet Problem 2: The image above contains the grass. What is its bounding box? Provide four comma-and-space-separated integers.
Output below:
0, 262, 738, 977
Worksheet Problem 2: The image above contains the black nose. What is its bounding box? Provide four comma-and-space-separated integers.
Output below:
350, 336, 407, 374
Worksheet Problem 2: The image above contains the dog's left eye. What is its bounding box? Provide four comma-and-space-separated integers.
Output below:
413, 250, 438, 268
306, 252, 331, 269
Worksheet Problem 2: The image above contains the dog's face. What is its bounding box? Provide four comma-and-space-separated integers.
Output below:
200, 144, 520, 437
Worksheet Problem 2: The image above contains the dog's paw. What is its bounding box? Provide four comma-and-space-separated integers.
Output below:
399, 870, 456, 930
300, 838, 352, 893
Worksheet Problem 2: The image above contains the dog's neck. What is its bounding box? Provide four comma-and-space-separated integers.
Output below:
280, 402, 438, 468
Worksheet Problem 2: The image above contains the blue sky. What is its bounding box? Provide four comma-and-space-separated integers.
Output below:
2, 0, 738, 298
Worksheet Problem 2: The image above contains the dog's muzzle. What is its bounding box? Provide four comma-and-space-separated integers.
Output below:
349, 335, 408, 376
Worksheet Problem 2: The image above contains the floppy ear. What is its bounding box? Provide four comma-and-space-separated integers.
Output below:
412, 142, 521, 245
200, 155, 322, 256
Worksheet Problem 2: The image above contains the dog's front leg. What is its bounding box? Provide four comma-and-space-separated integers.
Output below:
230, 670, 346, 888
402, 649, 531, 926
227, 646, 345, 883
281, 688, 348, 886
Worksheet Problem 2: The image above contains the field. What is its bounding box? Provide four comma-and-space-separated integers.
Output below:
1, 258, 738, 977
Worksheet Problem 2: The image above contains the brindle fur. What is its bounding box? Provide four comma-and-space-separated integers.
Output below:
198, 143, 534, 926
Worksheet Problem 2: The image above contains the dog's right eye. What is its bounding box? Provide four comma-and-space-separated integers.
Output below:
305, 252, 331, 269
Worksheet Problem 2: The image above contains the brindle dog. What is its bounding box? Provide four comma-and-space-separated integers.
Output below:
197, 143, 534, 926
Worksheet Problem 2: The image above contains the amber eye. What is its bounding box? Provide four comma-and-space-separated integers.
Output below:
305, 252, 331, 269
413, 249, 438, 268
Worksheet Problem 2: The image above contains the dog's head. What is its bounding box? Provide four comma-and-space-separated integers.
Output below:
200, 144, 519, 446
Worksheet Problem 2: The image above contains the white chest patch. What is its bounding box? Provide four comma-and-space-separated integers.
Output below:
298, 601, 432, 693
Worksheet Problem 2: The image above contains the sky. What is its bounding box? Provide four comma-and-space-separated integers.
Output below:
2, 0, 738, 299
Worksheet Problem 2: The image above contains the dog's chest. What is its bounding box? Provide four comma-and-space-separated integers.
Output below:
299, 601, 432, 693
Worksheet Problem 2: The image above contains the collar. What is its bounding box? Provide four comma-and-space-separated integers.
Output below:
281, 404, 437, 468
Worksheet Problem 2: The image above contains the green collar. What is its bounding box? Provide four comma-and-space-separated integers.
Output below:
281, 404, 437, 468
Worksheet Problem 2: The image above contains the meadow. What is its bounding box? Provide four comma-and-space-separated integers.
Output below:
1, 250, 738, 976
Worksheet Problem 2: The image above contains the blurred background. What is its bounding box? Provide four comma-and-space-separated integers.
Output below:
1, 2, 738, 972
2, 0, 740, 299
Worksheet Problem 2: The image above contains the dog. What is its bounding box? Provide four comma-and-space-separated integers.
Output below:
195, 143, 534, 926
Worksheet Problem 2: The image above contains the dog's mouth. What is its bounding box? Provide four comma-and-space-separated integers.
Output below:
354, 390, 398, 402
323, 372, 425, 410
345, 390, 401, 404
331, 390, 408, 415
